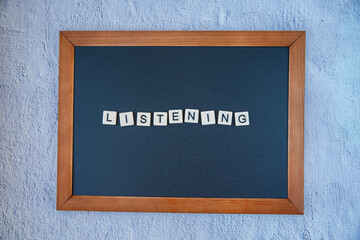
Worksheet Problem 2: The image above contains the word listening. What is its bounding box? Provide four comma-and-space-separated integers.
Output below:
102, 109, 249, 127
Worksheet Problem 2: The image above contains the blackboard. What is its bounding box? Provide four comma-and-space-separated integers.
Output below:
57, 31, 305, 214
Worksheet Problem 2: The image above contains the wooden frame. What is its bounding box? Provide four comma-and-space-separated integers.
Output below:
57, 31, 305, 214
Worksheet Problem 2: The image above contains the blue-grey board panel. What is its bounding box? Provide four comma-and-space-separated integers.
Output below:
73, 46, 288, 198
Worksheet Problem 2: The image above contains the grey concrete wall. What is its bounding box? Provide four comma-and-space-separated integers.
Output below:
1, 0, 359, 239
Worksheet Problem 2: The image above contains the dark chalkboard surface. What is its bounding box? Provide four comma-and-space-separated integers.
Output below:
72, 46, 289, 198
57, 31, 305, 214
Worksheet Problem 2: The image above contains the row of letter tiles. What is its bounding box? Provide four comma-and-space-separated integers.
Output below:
102, 110, 250, 126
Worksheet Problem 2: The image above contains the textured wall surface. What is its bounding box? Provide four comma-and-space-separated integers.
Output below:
1, 0, 359, 239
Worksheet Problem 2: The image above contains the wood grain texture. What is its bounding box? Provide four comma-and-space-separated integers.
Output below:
57, 31, 305, 214
59, 196, 302, 214
61, 31, 303, 46
57, 33, 75, 210
288, 32, 305, 214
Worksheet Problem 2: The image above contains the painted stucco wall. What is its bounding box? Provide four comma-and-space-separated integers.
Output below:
1, 0, 359, 239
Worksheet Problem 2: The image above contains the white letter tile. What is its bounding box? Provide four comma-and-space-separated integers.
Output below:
184, 109, 199, 123
119, 112, 134, 127
137, 112, 151, 126
217, 110, 233, 126
102, 111, 117, 125
235, 111, 250, 126
169, 109, 183, 124
154, 112, 168, 126
201, 110, 216, 125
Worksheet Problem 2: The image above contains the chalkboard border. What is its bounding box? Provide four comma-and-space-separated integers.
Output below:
57, 31, 305, 214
